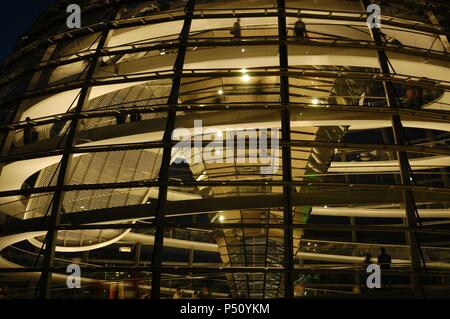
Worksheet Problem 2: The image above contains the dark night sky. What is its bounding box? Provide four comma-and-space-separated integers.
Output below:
0, 1, 56, 62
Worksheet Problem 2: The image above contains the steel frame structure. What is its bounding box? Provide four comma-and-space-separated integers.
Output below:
0, 0, 449, 299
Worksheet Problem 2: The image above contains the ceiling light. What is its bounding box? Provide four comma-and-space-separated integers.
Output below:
119, 247, 132, 253
312, 99, 319, 105
218, 89, 224, 95
219, 215, 225, 222
196, 171, 207, 181
241, 48, 245, 53
241, 74, 250, 82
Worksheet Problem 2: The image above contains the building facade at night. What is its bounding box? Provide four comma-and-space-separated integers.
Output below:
0, 0, 449, 299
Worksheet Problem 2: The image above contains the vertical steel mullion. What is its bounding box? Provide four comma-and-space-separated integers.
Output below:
361, 0, 424, 298
0, 44, 57, 158
343, 151, 361, 286
240, 221, 251, 298
134, 242, 142, 267
425, 130, 449, 187
150, 0, 196, 299
262, 211, 270, 298
222, 234, 239, 298
38, 9, 120, 299
277, 0, 294, 299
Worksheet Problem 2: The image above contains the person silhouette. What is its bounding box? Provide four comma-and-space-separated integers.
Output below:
130, 112, 142, 122
50, 118, 66, 137
378, 248, 391, 270
192, 290, 200, 299
172, 288, 183, 299
231, 18, 241, 41
23, 117, 38, 144
115, 113, 127, 124
363, 253, 372, 270
378, 247, 392, 289
294, 19, 306, 40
